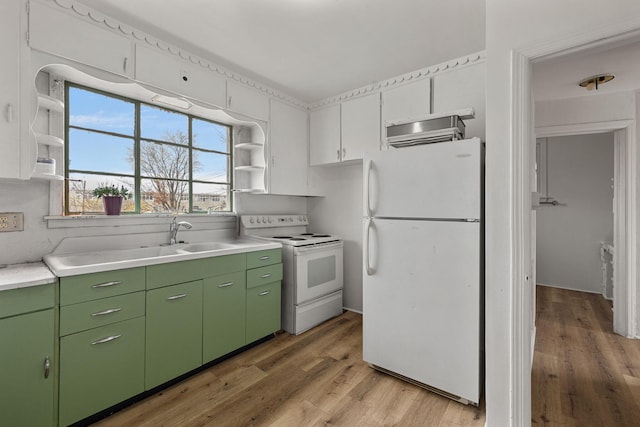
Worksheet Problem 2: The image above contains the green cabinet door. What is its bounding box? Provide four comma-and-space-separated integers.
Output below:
145, 280, 203, 390
246, 281, 281, 344
59, 317, 145, 426
0, 309, 55, 427
203, 271, 246, 363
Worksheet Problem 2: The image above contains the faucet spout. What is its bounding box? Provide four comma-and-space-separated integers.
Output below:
169, 217, 193, 245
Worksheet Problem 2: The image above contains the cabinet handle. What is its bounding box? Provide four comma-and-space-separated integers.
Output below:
228, 95, 232, 108
123, 57, 128, 72
6, 104, 15, 123
260, 273, 272, 278
337, 149, 340, 160
259, 256, 270, 260
91, 281, 121, 289
258, 290, 271, 296
218, 282, 234, 288
342, 147, 346, 159
90, 308, 122, 317
167, 293, 187, 301
91, 334, 122, 345
44, 357, 50, 379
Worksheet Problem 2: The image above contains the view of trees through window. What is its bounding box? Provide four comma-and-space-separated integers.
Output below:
65, 84, 232, 214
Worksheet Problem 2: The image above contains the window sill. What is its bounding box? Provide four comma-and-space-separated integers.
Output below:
45, 213, 237, 229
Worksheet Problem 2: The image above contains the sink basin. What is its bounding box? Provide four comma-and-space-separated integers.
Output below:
179, 242, 234, 253
51, 245, 182, 267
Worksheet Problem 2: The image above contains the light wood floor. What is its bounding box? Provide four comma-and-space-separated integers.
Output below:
93, 311, 484, 426
532, 285, 640, 426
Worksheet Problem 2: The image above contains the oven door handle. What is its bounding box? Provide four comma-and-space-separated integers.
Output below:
364, 218, 376, 276
294, 241, 343, 254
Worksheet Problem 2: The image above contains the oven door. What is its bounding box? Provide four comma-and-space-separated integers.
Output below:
294, 241, 343, 305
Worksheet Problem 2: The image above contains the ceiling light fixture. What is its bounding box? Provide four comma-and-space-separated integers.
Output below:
578, 74, 614, 91
151, 94, 192, 109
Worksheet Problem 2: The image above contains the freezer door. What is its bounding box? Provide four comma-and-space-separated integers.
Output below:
364, 138, 481, 220
363, 218, 481, 404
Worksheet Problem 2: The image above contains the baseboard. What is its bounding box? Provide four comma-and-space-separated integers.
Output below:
530, 326, 536, 368
343, 307, 363, 314
536, 282, 602, 295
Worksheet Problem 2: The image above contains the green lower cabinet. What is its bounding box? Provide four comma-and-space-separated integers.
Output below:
145, 280, 203, 390
203, 272, 246, 363
0, 309, 55, 427
59, 317, 145, 426
246, 281, 281, 344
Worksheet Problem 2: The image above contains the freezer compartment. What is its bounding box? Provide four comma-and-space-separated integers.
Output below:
364, 138, 482, 220
363, 218, 482, 404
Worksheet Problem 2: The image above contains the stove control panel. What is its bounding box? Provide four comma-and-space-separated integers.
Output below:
241, 215, 308, 228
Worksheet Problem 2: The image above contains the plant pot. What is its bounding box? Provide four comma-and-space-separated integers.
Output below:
103, 196, 123, 215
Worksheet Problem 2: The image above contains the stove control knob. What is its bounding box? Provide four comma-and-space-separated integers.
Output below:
268, 217, 273, 223
289, 217, 293, 222
257, 217, 262, 223
262, 216, 267, 223
303, 215, 308, 222
249, 217, 255, 224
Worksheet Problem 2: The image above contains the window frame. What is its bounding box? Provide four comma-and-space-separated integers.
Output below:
64, 82, 233, 215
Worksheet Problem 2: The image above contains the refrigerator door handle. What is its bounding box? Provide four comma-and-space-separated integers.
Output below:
364, 159, 373, 218
364, 218, 376, 276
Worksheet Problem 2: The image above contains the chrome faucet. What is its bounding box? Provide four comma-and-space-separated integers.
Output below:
169, 217, 193, 245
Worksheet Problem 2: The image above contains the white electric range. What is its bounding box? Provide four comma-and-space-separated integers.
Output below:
240, 215, 344, 335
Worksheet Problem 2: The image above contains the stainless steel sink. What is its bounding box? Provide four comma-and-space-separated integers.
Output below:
178, 242, 234, 253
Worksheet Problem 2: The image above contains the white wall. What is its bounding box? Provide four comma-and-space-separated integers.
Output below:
307, 163, 363, 312
486, 1, 640, 425
536, 134, 614, 293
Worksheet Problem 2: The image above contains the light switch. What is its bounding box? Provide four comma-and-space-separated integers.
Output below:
0, 212, 24, 232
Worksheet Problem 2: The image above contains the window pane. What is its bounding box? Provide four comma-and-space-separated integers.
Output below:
192, 183, 230, 212
192, 119, 230, 153
68, 173, 134, 214
140, 105, 188, 143
193, 149, 229, 182
68, 87, 134, 136
140, 141, 189, 180
68, 129, 134, 175
140, 179, 190, 213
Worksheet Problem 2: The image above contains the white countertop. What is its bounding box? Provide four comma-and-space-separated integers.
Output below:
0, 262, 56, 292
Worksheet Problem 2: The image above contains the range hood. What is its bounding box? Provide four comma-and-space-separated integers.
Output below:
385, 108, 475, 148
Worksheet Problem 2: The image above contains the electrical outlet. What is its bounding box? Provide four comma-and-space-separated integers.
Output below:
0, 212, 24, 232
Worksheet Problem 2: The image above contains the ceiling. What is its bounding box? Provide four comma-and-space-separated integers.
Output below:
74, 0, 485, 103
533, 36, 640, 102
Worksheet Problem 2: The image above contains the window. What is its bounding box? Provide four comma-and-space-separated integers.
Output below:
65, 84, 232, 214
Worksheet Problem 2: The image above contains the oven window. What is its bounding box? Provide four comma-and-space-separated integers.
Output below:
308, 256, 336, 288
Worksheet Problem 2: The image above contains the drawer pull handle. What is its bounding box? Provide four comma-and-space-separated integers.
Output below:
259, 256, 270, 260
91, 334, 122, 345
260, 273, 272, 278
44, 357, 50, 379
90, 308, 122, 317
258, 290, 271, 296
167, 293, 187, 301
218, 282, 234, 288
91, 281, 121, 289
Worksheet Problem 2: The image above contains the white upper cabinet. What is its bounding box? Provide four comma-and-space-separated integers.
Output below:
227, 81, 270, 122
310, 104, 341, 166
29, 2, 132, 78
432, 62, 486, 140
135, 44, 226, 108
340, 92, 381, 162
269, 100, 308, 196
0, 0, 34, 180
381, 78, 431, 125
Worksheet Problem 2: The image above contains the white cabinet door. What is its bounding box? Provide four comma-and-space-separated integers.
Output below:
269, 100, 309, 195
309, 104, 341, 166
0, 0, 33, 180
432, 62, 486, 140
382, 78, 431, 125
135, 44, 226, 108
29, 2, 132, 77
227, 81, 269, 121
341, 93, 380, 162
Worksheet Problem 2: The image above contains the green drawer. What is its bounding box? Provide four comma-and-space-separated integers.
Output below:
59, 267, 145, 306
60, 291, 145, 336
203, 271, 246, 363
59, 317, 145, 427
246, 249, 282, 269
246, 281, 281, 343
146, 254, 246, 290
0, 284, 55, 319
247, 263, 283, 289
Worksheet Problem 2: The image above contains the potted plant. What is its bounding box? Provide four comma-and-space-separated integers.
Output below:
92, 184, 131, 215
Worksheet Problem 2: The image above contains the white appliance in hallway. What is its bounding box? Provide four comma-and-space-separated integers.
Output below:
362, 137, 484, 405
240, 215, 344, 335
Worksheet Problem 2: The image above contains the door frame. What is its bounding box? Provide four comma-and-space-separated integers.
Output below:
535, 122, 634, 336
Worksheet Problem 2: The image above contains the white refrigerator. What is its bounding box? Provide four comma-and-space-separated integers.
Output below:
362, 137, 483, 405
